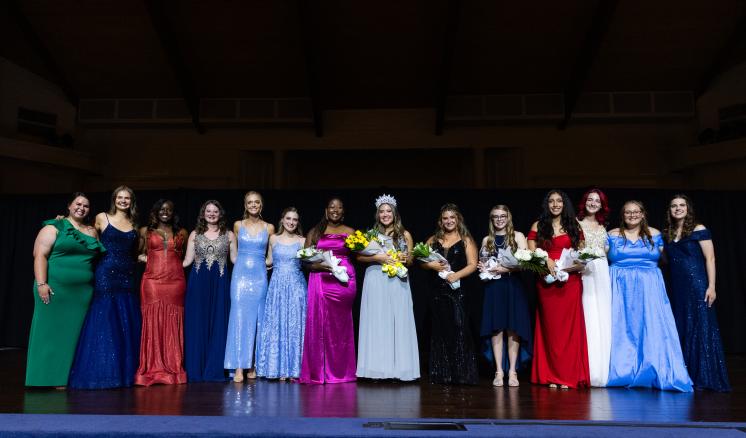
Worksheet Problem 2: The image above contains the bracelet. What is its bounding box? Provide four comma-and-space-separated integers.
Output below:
36, 282, 47, 287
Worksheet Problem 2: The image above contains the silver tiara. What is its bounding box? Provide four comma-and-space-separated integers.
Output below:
374, 194, 397, 209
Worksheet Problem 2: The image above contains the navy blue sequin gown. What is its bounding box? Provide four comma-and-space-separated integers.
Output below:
184, 233, 231, 382
69, 221, 141, 389
667, 229, 731, 392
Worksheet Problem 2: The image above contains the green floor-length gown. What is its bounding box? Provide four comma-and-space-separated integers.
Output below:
25, 219, 105, 386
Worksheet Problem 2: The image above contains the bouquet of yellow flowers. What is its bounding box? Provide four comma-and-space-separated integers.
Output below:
345, 229, 382, 254
381, 249, 408, 278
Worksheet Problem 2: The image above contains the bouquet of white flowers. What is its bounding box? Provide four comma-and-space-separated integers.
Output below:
321, 251, 349, 283
296, 246, 323, 262
478, 257, 500, 281
576, 246, 605, 262
550, 248, 575, 282
297, 246, 348, 283
413, 242, 459, 290
513, 248, 550, 276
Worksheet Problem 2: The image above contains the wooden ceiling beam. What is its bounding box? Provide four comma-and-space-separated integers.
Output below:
144, 0, 205, 134
435, 0, 462, 136
297, 0, 323, 137
7, 0, 79, 107
558, 0, 619, 130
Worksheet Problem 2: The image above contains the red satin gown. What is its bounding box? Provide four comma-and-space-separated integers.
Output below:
135, 231, 187, 386
528, 231, 590, 388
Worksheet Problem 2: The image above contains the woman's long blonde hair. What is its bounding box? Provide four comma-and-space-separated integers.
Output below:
485, 204, 517, 252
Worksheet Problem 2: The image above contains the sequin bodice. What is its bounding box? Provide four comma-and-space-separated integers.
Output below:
581, 223, 608, 255
194, 233, 230, 276
272, 240, 302, 272
95, 224, 137, 294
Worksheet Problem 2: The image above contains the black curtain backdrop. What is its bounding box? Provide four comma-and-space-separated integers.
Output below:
2, 187, 745, 362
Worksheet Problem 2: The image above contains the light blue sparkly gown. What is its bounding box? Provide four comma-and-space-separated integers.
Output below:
606, 233, 693, 392
224, 226, 269, 370
256, 240, 307, 378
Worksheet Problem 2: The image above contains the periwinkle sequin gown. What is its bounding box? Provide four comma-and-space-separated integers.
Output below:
256, 240, 307, 379
224, 226, 269, 370
300, 234, 357, 384
666, 229, 730, 392
69, 220, 141, 389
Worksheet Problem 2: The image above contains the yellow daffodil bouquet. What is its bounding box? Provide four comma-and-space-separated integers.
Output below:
345, 229, 382, 255
381, 249, 408, 278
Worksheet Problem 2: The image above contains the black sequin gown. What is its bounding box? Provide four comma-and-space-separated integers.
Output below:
428, 240, 478, 385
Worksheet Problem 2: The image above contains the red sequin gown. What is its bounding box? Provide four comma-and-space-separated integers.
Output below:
135, 231, 187, 386
528, 231, 590, 388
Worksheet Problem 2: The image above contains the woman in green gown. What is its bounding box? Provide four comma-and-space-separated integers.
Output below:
26, 192, 105, 387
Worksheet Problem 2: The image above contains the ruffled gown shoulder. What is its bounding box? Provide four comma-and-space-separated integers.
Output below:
666, 229, 730, 392
26, 219, 105, 387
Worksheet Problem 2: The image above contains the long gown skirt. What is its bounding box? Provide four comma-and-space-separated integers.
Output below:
256, 242, 307, 379
184, 262, 230, 382
581, 257, 612, 387
428, 240, 478, 385
300, 234, 357, 384
667, 229, 730, 392
69, 225, 141, 390
26, 219, 104, 387
606, 234, 692, 392
531, 273, 590, 388
356, 264, 420, 381
480, 273, 532, 372
134, 233, 187, 386
224, 227, 268, 370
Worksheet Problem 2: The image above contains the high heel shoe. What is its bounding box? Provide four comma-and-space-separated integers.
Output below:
233, 369, 244, 383
247, 369, 257, 379
492, 370, 504, 387
508, 371, 519, 387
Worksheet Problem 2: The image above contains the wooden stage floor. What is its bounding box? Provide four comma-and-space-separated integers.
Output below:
2, 349, 744, 422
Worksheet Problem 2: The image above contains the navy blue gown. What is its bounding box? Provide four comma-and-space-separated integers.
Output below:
666, 229, 730, 392
69, 221, 141, 389
184, 233, 231, 382
480, 235, 532, 371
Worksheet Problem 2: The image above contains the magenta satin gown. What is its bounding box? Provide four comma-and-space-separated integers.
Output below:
300, 234, 357, 384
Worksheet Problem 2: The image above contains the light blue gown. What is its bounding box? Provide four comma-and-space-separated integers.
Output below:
256, 240, 307, 378
224, 226, 268, 370
606, 233, 693, 392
